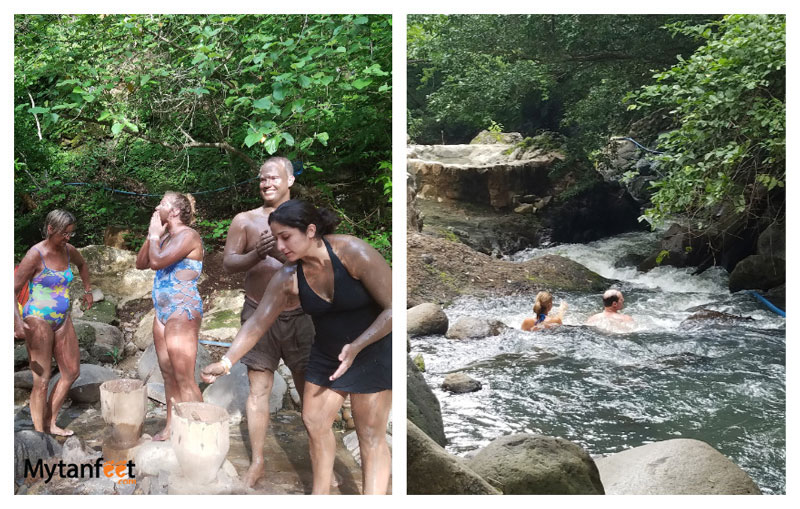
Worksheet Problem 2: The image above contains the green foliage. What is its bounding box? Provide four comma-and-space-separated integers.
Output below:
626, 15, 785, 225
196, 218, 233, 248
15, 14, 391, 262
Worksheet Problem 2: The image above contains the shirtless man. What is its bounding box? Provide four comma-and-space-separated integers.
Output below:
223, 157, 314, 488
586, 289, 634, 331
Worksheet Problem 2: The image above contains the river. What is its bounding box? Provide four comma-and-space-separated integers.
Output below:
412, 230, 785, 494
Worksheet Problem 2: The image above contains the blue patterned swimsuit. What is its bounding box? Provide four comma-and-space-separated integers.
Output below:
22, 248, 73, 330
151, 240, 203, 324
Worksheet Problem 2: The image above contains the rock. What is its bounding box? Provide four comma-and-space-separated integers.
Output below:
73, 320, 125, 363
137, 342, 212, 386
466, 433, 604, 494
72, 245, 155, 307
729, 254, 785, 292
80, 299, 119, 325
534, 196, 552, 209
407, 420, 501, 495
614, 253, 646, 268
446, 316, 508, 340
681, 309, 754, 327
757, 222, 785, 259
421, 253, 434, 265
407, 356, 446, 446
48, 364, 119, 404
14, 430, 62, 480
442, 372, 482, 393
407, 303, 449, 337
61, 436, 101, 465
147, 383, 166, 404
133, 440, 181, 478
514, 203, 534, 214
133, 310, 155, 350
470, 130, 523, 145
73, 320, 96, 350
201, 361, 287, 423
15, 370, 34, 390
763, 284, 786, 312
14, 345, 29, 370
408, 170, 424, 232
595, 438, 760, 494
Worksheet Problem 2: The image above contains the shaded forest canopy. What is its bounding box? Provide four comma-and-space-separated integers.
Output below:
15, 14, 392, 262
407, 14, 785, 229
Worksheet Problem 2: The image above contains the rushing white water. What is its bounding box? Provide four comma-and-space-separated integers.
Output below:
413, 230, 786, 494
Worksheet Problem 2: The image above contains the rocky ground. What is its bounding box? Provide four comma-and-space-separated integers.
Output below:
407, 231, 611, 307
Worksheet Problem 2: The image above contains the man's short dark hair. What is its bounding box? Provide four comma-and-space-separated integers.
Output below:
602, 291, 620, 308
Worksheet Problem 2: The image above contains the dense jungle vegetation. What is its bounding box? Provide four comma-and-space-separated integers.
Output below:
15, 14, 392, 262
408, 14, 785, 229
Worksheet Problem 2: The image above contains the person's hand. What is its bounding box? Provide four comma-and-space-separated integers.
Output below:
14, 318, 30, 339
256, 230, 276, 259
82, 292, 94, 310
330, 343, 358, 381
201, 362, 226, 383
148, 211, 165, 238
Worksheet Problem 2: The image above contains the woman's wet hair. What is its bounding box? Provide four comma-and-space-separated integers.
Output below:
602, 290, 621, 307
268, 199, 340, 237
533, 291, 553, 315
43, 209, 76, 238
166, 192, 196, 226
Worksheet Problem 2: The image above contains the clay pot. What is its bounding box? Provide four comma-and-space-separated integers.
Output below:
171, 401, 230, 484
100, 379, 147, 448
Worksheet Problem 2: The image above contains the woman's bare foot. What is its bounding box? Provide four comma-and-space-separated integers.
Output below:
152, 427, 170, 442
47, 425, 74, 437
243, 458, 265, 488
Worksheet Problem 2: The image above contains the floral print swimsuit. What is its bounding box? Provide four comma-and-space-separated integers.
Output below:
22, 248, 73, 330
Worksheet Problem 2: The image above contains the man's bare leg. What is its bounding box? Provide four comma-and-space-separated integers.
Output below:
244, 368, 274, 488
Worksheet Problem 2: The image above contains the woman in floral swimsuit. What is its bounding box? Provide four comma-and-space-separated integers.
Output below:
136, 192, 204, 441
14, 210, 94, 436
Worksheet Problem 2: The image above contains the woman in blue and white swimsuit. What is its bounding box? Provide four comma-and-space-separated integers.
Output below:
136, 192, 204, 441
14, 210, 94, 436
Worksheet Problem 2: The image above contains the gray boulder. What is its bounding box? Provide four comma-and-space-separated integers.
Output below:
14, 430, 62, 481
133, 440, 181, 478
446, 316, 508, 340
73, 245, 156, 307
15, 370, 34, 390
407, 356, 446, 446
407, 303, 449, 337
137, 342, 212, 385
729, 254, 785, 292
201, 361, 287, 424
757, 222, 785, 259
470, 130, 523, 145
73, 319, 125, 363
595, 438, 760, 494
407, 420, 501, 495
133, 310, 155, 351
466, 433, 604, 494
48, 364, 119, 404
442, 373, 482, 394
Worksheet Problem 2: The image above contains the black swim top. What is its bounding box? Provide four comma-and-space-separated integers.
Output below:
296, 237, 387, 358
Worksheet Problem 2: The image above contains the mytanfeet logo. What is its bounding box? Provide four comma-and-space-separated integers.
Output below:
24, 458, 136, 485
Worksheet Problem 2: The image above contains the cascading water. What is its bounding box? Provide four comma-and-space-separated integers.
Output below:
412, 230, 785, 494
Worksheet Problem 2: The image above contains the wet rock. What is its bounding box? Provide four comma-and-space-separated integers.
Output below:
442, 373, 482, 394
201, 361, 287, 424
466, 433, 604, 494
614, 253, 646, 268
446, 316, 508, 340
61, 436, 101, 464
133, 310, 155, 350
729, 254, 785, 292
595, 438, 760, 494
757, 222, 785, 259
407, 303, 449, 336
763, 284, 786, 312
137, 342, 212, 385
407, 420, 501, 495
681, 309, 754, 327
48, 364, 119, 404
14, 430, 62, 481
133, 440, 181, 478
407, 356, 446, 446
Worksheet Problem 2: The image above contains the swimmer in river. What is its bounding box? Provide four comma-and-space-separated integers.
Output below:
586, 289, 634, 332
521, 291, 567, 331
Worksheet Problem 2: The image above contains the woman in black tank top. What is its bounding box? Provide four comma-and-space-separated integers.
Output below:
203, 200, 392, 494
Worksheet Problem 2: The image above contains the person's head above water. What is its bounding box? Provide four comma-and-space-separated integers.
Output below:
602, 289, 625, 311
533, 291, 553, 315
268, 199, 341, 261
